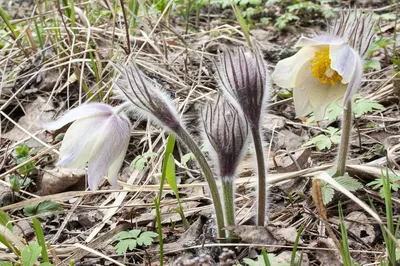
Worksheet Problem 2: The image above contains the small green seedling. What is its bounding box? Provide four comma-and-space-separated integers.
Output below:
114, 229, 158, 254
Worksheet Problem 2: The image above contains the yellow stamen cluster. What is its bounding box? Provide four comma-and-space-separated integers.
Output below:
309, 47, 342, 86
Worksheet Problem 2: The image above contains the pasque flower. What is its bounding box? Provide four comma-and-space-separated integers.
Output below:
218, 45, 269, 128
272, 11, 375, 120
203, 97, 249, 179
203, 97, 249, 228
40, 103, 131, 191
218, 45, 270, 226
113, 62, 181, 131
113, 61, 226, 237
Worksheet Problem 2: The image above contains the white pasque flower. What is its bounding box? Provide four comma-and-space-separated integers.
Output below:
272, 11, 375, 120
40, 103, 131, 191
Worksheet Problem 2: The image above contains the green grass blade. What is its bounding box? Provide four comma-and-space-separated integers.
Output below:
231, 3, 252, 49
0, 8, 19, 38
338, 202, 352, 266
32, 218, 49, 263
290, 224, 303, 266
261, 249, 272, 266
155, 134, 176, 266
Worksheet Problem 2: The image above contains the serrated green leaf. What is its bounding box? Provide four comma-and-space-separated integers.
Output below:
334, 175, 363, 191
140, 231, 158, 238
326, 102, 343, 120
137, 231, 157, 246
364, 59, 381, 71
24, 200, 62, 217
15, 144, 29, 158
321, 182, 335, 205
115, 239, 137, 254
21, 242, 42, 266
353, 97, 385, 116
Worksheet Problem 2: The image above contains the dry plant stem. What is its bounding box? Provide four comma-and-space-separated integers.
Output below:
174, 125, 226, 238
251, 126, 266, 226
336, 101, 352, 177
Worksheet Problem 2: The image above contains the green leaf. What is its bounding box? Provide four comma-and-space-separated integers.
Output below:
21, 242, 42, 266
131, 152, 157, 171
115, 239, 137, 254
326, 102, 343, 120
0, 262, 14, 266
364, 59, 381, 71
15, 144, 29, 158
321, 182, 335, 205
114, 229, 141, 240
9, 175, 21, 192
137, 231, 158, 246
24, 200, 62, 217
113, 229, 157, 254
39, 263, 54, 266
0, 210, 13, 231
166, 154, 179, 196
248, 0, 261, 5
353, 96, 385, 117
304, 135, 332, 151
335, 175, 363, 191
181, 152, 194, 166
375, 37, 395, 47
380, 13, 397, 21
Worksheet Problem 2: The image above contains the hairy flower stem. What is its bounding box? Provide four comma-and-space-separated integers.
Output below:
221, 179, 235, 238
336, 101, 352, 177
174, 125, 226, 238
251, 126, 266, 226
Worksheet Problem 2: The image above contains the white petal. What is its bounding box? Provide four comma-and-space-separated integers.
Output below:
58, 116, 107, 168
295, 35, 345, 48
309, 82, 348, 120
87, 114, 131, 191
39, 103, 113, 130
272, 46, 319, 89
329, 44, 360, 84
343, 54, 363, 105
293, 63, 325, 118
107, 141, 129, 188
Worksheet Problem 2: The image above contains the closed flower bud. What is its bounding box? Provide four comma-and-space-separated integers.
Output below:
40, 103, 131, 191
202, 97, 249, 179
218, 45, 270, 128
113, 62, 181, 131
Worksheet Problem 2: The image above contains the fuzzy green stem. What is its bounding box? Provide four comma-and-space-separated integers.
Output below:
221, 179, 235, 227
251, 126, 266, 226
174, 125, 226, 238
336, 101, 352, 177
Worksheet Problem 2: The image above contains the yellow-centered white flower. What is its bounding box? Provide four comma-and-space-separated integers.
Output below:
40, 103, 131, 191
272, 11, 375, 120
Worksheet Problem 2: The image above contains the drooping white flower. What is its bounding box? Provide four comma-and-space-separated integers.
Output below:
40, 103, 131, 191
271, 11, 375, 120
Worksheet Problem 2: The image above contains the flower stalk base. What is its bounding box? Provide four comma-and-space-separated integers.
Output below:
335, 101, 352, 177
